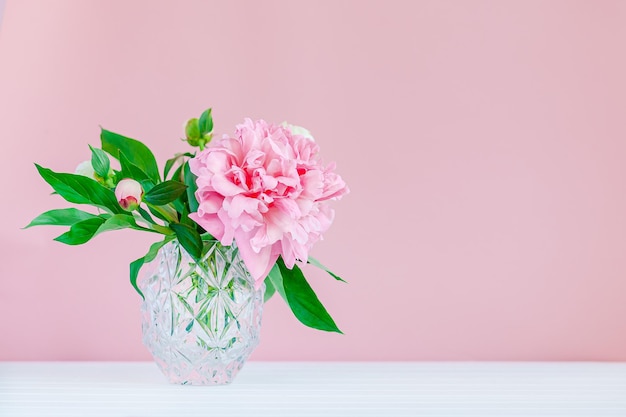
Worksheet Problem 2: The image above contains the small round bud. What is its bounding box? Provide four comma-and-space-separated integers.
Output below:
75, 160, 96, 179
185, 118, 201, 147
115, 178, 143, 211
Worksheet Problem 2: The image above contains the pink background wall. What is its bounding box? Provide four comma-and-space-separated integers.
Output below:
1, 0, 625, 361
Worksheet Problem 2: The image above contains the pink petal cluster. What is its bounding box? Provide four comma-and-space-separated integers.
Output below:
189, 119, 348, 287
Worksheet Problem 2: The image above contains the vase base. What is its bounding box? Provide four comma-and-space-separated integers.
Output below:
154, 358, 243, 386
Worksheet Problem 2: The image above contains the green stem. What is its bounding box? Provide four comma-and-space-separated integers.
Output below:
147, 203, 179, 223
152, 224, 174, 235
129, 212, 172, 235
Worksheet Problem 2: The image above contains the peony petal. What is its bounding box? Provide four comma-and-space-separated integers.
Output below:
295, 198, 314, 216
189, 212, 225, 241
280, 237, 297, 268
245, 149, 266, 168
261, 174, 278, 190
197, 194, 223, 215
290, 222, 309, 245
228, 194, 259, 219
300, 169, 324, 200
217, 209, 235, 245
274, 198, 301, 218
234, 212, 262, 232
202, 150, 231, 175
236, 232, 279, 283
264, 206, 295, 243
319, 170, 349, 201
211, 174, 245, 196
249, 226, 270, 252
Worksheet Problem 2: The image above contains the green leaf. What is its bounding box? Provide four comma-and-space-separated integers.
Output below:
129, 258, 145, 298
198, 108, 213, 135
277, 258, 342, 334
307, 256, 347, 283
267, 263, 287, 299
24, 208, 98, 228
164, 157, 178, 180
97, 213, 155, 234
137, 206, 156, 225
35, 164, 123, 214
183, 161, 199, 212
263, 277, 276, 302
143, 180, 187, 205
100, 129, 160, 183
53, 214, 155, 245
170, 223, 202, 259
89, 145, 110, 179
119, 151, 151, 182
140, 179, 155, 194
130, 238, 173, 299
164, 152, 194, 179
54, 217, 106, 245
170, 163, 184, 182
176, 202, 193, 226
172, 197, 186, 216
147, 205, 170, 222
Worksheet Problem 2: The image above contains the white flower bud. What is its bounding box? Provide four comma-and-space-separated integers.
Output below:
281, 122, 315, 142
75, 160, 96, 179
115, 178, 143, 211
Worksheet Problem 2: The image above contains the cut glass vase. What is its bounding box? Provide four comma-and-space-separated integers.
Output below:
139, 239, 264, 385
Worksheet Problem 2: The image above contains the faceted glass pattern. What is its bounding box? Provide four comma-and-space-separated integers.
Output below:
139, 240, 264, 385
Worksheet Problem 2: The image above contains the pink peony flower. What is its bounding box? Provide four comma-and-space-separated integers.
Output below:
189, 119, 348, 287
115, 178, 143, 211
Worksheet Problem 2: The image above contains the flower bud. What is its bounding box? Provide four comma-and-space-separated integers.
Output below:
281, 122, 315, 142
75, 160, 96, 179
185, 118, 201, 147
75, 160, 116, 188
201, 132, 213, 145
115, 179, 143, 211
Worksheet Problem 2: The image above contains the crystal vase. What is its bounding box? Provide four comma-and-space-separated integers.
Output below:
138, 239, 264, 385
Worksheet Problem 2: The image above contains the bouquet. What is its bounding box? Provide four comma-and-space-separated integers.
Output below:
26, 109, 349, 333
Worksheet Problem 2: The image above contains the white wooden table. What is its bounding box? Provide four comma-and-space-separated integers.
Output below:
1, 362, 625, 416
